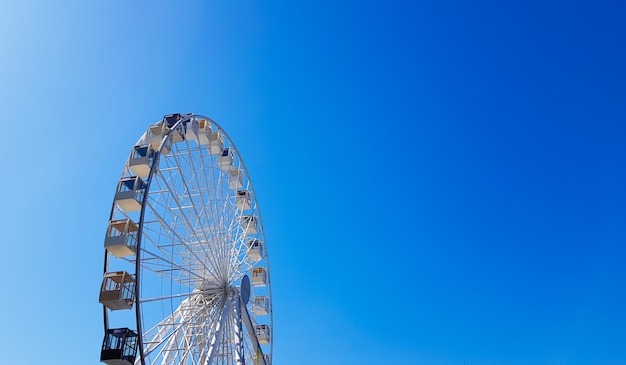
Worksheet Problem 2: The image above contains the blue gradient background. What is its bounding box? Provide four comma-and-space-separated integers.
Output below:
1, 1, 625, 364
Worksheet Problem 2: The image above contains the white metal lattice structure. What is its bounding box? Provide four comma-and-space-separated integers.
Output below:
100, 114, 272, 365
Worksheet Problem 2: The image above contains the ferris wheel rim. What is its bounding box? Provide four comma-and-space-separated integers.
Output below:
102, 114, 273, 365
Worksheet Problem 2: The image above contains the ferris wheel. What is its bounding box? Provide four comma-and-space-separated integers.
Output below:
98, 114, 272, 365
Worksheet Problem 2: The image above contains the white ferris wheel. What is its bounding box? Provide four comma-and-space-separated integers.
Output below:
98, 114, 273, 365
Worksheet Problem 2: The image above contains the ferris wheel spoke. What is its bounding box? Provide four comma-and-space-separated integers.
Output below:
138, 289, 221, 304
202, 159, 237, 281
164, 150, 220, 242
151, 166, 233, 286
143, 196, 223, 285
138, 245, 220, 286
148, 173, 211, 251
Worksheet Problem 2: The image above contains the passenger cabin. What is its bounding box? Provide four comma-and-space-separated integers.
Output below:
196, 119, 212, 145
208, 131, 224, 155
99, 271, 136, 311
114, 176, 146, 212
145, 123, 166, 149
236, 190, 251, 210
229, 169, 244, 190
163, 113, 183, 128
246, 239, 263, 261
251, 267, 267, 286
184, 118, 200, 141
162, 114, 185, 143
264, 354, 271, 365
145, 123, 174, 153
129, 145, 156, 178
101, 328, 139, 365
171, 124, 185, 143
253, 296, 269, 315
217, 148, 234, 170
241, 215, 258, 235
104, 219, 138, 258
254, 324, 271, 345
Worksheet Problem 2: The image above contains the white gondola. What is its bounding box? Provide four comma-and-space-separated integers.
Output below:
104, 219, 139, 257
162, 113, 181, 127
241, 215, 258, 235
253, 296, 269, 315
184, 117, 200, 140
99, 271, 136, 311
251, 267, 267, 286
145, 123, 175, 153
254, 324, 271, 345
171, 124, 184, 143
145, 123, 165, 149
128, 145, 156, 178
236, 190, 251, 210
264, 354, 271, 365
246, 239, 263, 261
162, 114, 184, 143
208, 131, 224, 155
114, 176, 146, 212
229, 169, 244, 190
101, 328, 139, 365
217, 148, 234, 170
197, 119, 212, 145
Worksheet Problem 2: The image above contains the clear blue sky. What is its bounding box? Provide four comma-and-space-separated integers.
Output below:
1, 1, 625, 364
